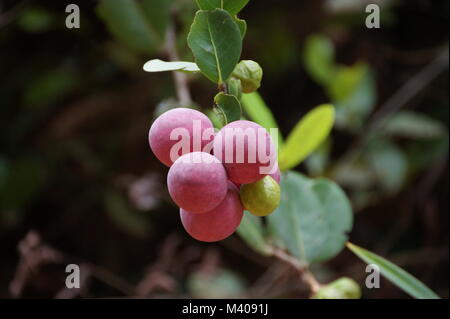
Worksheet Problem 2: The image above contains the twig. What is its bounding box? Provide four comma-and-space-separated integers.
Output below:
9, 231, 137, 298
165, 20, 192, 106
271, 247, 322, 294
341, 47, 449, 164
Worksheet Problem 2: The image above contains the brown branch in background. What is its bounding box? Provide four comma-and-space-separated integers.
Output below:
341, 47, 449, 164
135, 234, 180, 296
271, 247, 322, 295
9, 231, 137, 298
166, 19, 192, 106
9, 231, 64, 298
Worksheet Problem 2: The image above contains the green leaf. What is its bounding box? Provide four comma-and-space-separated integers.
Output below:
206, 108, 225, 129
195, 0, 250, 15
279, 104, 335, 171
232, 60, 263, 93
383, 111, 447, 139
236, 213, 272, 256
234, 16, 247, 39
187, 9, 242, 84
303, 34, 336, 85
140, 0, 172, 39
241, 92, 282, 146
347, 242, 440, 299
17, 7, 53, 33
143, 59, 200, 73
214, 92, 242, 124
267, 172, 353, 263
103, 190, 149, 237
334, 68, 376, 132
97, 0, 168, 54
188, 268, 247, 298
305, 138, 331, 177
226, 77, 243, 100
365, 139, 408, 194
23, 66, 79, 109
328, 62, 368, 102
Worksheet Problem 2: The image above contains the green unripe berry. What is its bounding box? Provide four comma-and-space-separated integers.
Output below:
232, 60, 263, 93
240, 175, 280, 217
313, 277, 361, 299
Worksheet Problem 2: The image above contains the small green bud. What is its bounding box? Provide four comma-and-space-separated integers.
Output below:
232, 60, 263, 93
313, 277, 361, 299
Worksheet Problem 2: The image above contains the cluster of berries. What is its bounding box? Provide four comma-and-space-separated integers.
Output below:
149, 108, 280, 242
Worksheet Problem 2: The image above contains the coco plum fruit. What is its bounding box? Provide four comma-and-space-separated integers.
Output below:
180, 182, 244, 242
232, 162, 280, 189
149, 108, 214, 167
167, 152, 228, 214
240, 175, 281, 217
213, 120, 276, 185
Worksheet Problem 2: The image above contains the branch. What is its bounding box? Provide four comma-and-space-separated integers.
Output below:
271, 247, 322, 294
340, 47, 449, 164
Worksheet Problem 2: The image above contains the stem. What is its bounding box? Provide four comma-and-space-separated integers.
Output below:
271, 247, 322, 294
165, 20, 192, 106
341, 47, 449, 164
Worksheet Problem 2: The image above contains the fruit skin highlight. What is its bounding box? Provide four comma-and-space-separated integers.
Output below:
168, 152, 227, 214
180, 182, 244, 242
240, 175, 281, 217
149, 108, 214, 167
213, 120, 276, 185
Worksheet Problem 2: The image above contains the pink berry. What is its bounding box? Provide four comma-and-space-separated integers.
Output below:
180, 183, 244, 242
167, 152, 227, 214
149, 108, 215, 166
213, 120, 277, 184
269, 162, 281, 184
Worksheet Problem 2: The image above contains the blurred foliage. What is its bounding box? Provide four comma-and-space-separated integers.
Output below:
0, 0, 448, 299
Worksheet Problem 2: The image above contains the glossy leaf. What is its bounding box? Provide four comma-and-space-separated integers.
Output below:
234, 16, 247, 38
347, 243, 440, 299
143, 59, 200, 73
236, 213, 272, 256
279, 104, 335, 171
214, 92, 242, 124
241, 92, 282, 147
267, 172, 353, 263
187, 9, 242, 84
195, 0, 250, 15
97, 0, 168, 53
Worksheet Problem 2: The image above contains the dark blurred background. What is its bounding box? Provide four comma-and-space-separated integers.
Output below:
0, 0, 448, 298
